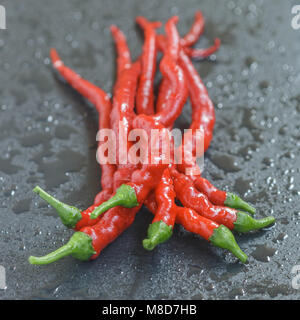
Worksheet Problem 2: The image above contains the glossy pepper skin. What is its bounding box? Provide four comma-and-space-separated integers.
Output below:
176, 49, 215, 172
109, 24, 146, 192
33, 186, 109, 230
155, 14, 220, 117
169, 47, 254, 214
175, 207, 247, 263
158, 38, 252, 214
136, 17, 161, 115
110, 60, 141, 190
29, 205, 142, 265
180, 11, 205, 47
183, 38, 221, 60
45, 17, 181, 232
193, 176, 256, 215
150, 17, 188, 128
110, 25, 132, 80
91, 104, 175, 222
171, 169, 275, 232
143, 168, 176, 250
29, 165, 169, 265
155, 35, 216, 176
50, 49, 116, 196
140, 170, 248, 262
29, 12, 276, 267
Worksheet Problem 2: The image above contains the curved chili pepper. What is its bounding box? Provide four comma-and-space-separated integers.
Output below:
175, 207, 247, 262
29, 177, 154, 265
30, 160, 168, 265
29, 12, 276, 267
33, 186, 101, 230
29, 154, 173, 266
46, 56, 160, 231
174, 48, 215, 178
155, 21, 219, 116
171, 169, 275, 232
140, 170, 248, 262
90, 161, 170, 220
29, 204, 141, 265
183, 38, 221, 59
110, 25, 131, 80
193, 176, 256, 215
142, 170, 249, 263
91, 110, 175, 221
143, 168, 176, 250
145, 17, 188, 128
50, 49, 116, 194
110, 60, 141, 190
173, 49, 255, 213
136, 17, 161, 115
144, 190, 157, 214
180, 10, 205, 47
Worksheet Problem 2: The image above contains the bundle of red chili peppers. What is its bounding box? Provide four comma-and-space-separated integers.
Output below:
29, 12, 275, 265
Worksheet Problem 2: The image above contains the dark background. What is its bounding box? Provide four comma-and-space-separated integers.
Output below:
0, 0, 299, 299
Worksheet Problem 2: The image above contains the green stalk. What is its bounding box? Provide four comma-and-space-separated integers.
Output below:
90, 184, 138, 219
29, 232, 95, 265
33, 186, 82, 228
224, 192, 256, 215
209, 225, 248, 263
143, 221, 173, 250
233, 211, 275, 233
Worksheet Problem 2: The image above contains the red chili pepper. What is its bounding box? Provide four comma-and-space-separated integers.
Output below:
155, 13, 219, 116
144, 190, 157, 214
29, 12, 276, 267
110, 60, 141, 190
175, 48, 215, 176
171, 49, 255, 214
32, 186, 102, 230
136, 17, 161, 115
171, 169, 275, 233
110, 25, 131, 79
154, 34, 173, 124
180, 11, 205, 47
141, 170, 249, 262
29, 163, 169, 265
151, 17, 188, 127
28, 205, 141, 265
175, 206, 247, 262
193, 176, 256, 214
183, 38, 221, 59
50, 49, 116, 196
143, 168, 176, 250
155, 73, 172, 115
90, 112, 174, 220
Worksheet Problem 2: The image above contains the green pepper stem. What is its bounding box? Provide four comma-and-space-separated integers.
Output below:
33, 186, 82, 228
90, 184, 138, 219
225, 192, 256, 215
29, 243, 73, 265
209, 225, 248, 263
90, 198, 124, 219
29, 232, 95, 265
143, 221, 173, 251
234, 211, 275, 233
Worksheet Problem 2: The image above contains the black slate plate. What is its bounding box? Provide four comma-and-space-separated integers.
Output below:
0, 0, 299, 299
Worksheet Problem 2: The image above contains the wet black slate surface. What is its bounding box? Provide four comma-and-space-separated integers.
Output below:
0, 0, 299, 299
